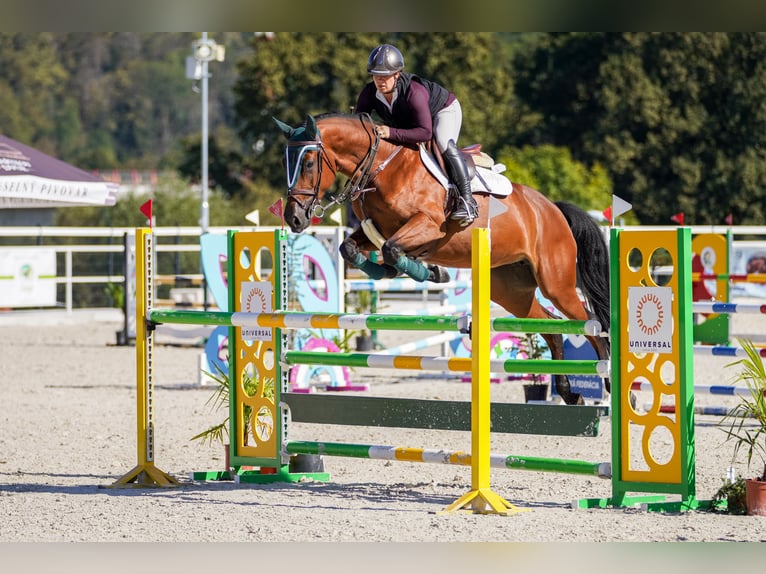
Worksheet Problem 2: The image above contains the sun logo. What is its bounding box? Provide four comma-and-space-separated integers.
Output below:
635, 292, 664, 335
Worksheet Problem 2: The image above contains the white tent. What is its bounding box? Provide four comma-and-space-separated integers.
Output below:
0, 134, 117, 209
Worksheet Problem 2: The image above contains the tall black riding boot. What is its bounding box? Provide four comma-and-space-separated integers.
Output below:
443, 140, 478, 226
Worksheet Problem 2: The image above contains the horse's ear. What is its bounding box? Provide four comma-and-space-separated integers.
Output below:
272, 117, 295, 139
304, 114, 318, 140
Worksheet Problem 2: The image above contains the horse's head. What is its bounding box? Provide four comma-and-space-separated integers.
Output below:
273, 114, 338, 233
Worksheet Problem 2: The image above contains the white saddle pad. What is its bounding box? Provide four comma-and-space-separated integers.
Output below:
418, 144, 513, 197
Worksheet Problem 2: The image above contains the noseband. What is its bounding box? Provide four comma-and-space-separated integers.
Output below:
285, 114, 399, 220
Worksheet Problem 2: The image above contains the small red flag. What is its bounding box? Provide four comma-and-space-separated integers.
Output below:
602, 206, 612, 223
139, 199, 153, 227
311, 215, 322, 225
268, 198, 284, 228
670, 212, 684, 225
724, 213, 733, 226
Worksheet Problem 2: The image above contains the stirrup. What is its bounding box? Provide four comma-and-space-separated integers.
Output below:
451, 197, 478, 226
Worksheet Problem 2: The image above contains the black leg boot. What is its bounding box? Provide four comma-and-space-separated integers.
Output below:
443, 140, 478, 226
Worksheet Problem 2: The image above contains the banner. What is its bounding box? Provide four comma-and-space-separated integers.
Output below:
0, 248, 56, 307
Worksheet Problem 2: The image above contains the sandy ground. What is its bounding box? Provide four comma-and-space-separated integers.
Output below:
1, 306, 765, 569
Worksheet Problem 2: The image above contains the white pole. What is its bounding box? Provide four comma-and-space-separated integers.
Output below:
200, 32, 209, 235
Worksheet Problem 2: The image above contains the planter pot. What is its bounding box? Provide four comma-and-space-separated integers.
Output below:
746, 478, 766, 516
355, 334, 374, 351
523, 383, 548, 402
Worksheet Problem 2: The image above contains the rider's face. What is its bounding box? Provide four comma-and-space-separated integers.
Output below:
373, 73, 398, 95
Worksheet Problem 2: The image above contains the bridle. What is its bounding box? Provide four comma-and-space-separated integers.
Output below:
284, 113, 402, 220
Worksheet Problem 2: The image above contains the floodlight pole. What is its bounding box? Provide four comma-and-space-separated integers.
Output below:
200, 32, 210, 235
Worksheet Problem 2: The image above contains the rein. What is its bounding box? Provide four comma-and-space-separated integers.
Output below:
288, 113, 402, 220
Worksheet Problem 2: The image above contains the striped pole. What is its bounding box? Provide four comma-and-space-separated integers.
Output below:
282, 351, 610, 377
285, 441, 611, 478
692, 345, 766, 358
150, 309, 468, 332
692, 272, 766, 283
149, 309, 604, 337
642, 404, 756, 417
344, 278, 473, 292
490, 317, 602, 336
631, 381, 758, 396
692, 302, 766, 314
371, 332, 463, 356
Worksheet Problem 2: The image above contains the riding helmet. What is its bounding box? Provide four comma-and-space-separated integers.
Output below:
367, 44, 404, 75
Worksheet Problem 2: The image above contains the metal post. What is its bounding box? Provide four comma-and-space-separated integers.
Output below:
200, 32, 210, 236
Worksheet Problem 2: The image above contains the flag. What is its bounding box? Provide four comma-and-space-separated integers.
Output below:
670, 212, 684, 225
245, 209, 260, 226
724, 213, 733, 226
329, 208, 343, 225
268, 198, 283, 218
268, 198, 284, 230
488, 195, 509, 219
612, 195, 632, 218
311, 215, 323, 225
139, 199, 153, 227
602, 206, 612, 223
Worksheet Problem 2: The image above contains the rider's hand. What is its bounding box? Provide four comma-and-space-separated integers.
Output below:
374, 125, 390, 139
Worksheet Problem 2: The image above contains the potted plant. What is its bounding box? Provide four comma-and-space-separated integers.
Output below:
711, 474, 747, 515
347, 289, 375, 351
520, 334, 550, 402
718, 338, 766, 515
192, 363, 322, 475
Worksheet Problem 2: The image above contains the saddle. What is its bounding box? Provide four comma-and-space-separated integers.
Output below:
424, 140, 494, 179
460, 143, 495, 169
419, 141, 512, 214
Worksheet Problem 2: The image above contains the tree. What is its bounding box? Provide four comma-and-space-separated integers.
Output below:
512, 33, 766, 225
497, 145, 612, 210
234, 33, 519, 189
0, 33, 67, 148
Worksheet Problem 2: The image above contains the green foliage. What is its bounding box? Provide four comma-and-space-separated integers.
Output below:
345, 289, 374, 337
512, 32, 766, 225
720, 338, 766, 482
519, 334, 549, 385
711, 475, 747, 515
0, 33, 67, 144
7, 33, 766, 227
497, 145, 612, 210
191, 363, 267, 448
103, 282, 124, 309
234, 32, 517, 189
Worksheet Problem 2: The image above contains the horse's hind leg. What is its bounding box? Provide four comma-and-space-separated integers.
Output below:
535, 302, 585, 406
535, 261, 611, 403
490, 266, 584, 405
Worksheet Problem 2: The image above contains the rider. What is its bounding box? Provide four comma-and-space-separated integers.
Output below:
354, 44, 479, 227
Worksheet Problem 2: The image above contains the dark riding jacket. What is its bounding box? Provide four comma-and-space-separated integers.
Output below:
354, 72, 455, 147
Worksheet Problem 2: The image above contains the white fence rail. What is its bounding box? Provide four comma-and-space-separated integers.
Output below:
2, 224, 766, 314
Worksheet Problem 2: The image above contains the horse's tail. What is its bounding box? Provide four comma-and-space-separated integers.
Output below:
555, 201, 611, 344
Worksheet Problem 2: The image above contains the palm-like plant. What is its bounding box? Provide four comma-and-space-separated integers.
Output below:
720, 338, 766, 482
191, 363, 266, 447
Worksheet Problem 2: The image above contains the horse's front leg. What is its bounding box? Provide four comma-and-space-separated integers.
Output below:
339, 228, 398, 280
380, 212, 450, 283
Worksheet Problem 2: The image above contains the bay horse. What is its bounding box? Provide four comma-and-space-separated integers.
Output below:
274, 112, 610, 405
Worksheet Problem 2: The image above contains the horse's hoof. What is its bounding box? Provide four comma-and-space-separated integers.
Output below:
338, 239, 359, 261
428, 265, 451, 283
562, 392, 584, 406
381, 242, 402, 266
